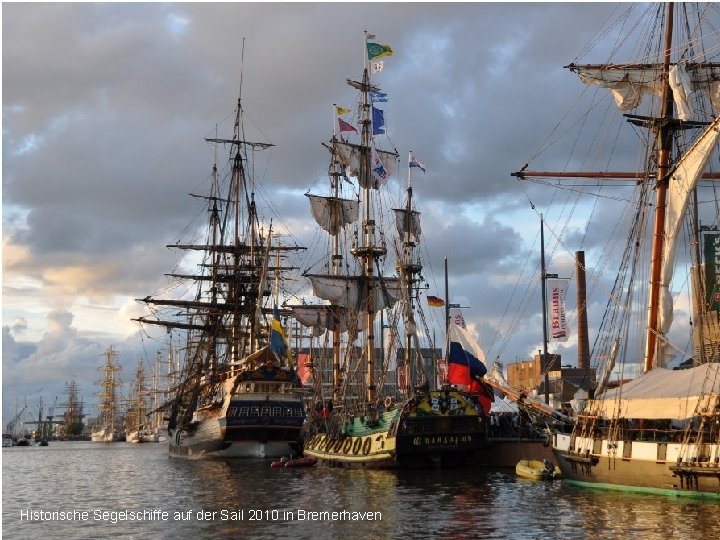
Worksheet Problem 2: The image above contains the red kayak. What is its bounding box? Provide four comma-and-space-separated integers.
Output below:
271, 456, 318, 469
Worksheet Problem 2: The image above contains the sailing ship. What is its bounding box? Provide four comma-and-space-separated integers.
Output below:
515, 3, 720, 497
134, 69, 306, 458
297, 33, 487, 468
125, 361, 149, 444
91, 346, 124, 442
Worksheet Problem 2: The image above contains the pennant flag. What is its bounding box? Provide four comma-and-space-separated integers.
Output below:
372, 106, 385, 135
371, 61, 384, 74
427, 295, 445, 307
370, 90, 388, 103
367, 42, 393, 61
447, 323, 487, 389
371, 148, 389, 184
334, 105, 351, 116
270, 305, 292, 363
409, 154, 426, 172
338, 118, 358, 133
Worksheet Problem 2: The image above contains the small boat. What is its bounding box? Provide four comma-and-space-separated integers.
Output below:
271, 456, 318, 469
516, 459, 561, 480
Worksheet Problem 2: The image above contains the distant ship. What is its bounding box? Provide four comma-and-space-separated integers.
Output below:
135, 63, 306, 459
91, 347, 124, 443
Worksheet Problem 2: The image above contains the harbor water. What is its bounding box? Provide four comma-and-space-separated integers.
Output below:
3, 442, 719, 539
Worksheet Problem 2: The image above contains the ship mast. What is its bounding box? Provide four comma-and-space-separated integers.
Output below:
644, 3, 675, 372
350, 61, 384, 403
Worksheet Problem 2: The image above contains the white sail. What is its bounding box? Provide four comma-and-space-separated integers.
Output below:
306, 274, 401, 312
393, 208, 422, 243
573, 65, 720, 112
289, 304, 366, 334
306, 194, 359, 236
334, 141, 398, 189
655, 116, 720, 367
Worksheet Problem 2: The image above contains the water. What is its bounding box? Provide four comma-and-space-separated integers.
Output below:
3, 442, 719, 539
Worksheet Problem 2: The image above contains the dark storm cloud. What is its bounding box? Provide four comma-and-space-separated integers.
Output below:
7, 3, 714, 416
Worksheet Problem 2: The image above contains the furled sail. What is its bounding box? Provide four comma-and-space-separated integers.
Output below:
570, 64, 720, 113
333, 141, 398, 189
289, 304, 366, 335
306, 194, 359, 236
306, 274, 401, 312
655, 116, 720, 366
393, 208, 422, 244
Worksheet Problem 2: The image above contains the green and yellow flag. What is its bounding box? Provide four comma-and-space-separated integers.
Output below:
367, 42, 393, 61
334, 105, 351, 116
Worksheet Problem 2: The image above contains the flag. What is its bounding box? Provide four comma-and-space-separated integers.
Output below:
366, 33, 376, 40
409, 155, 426, 172
370, 90, 388, 103
270, 305, 292, 363
371, 61, 384, 74
296, 353, 312, 385
372, 106, 385, 135
334, 105, 351, 116
427, 295, 445, 307
338, 118, 357, 133
547, 277, 570, 342
447, 323, 487, 389
449, 308, 466, 329
367, 42, 393, 60
371, 148, 389, 184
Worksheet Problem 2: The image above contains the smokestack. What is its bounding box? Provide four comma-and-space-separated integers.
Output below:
576, 251, 590, 370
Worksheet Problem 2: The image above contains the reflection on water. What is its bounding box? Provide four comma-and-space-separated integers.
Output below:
3, 442, 718, 539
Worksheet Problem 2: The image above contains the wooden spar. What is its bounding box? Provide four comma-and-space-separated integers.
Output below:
512, 171, 720, 180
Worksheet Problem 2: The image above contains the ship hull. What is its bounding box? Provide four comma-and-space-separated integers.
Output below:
169, 396, 305, 459
304, 389, 487, 468
553, 432, 720, 499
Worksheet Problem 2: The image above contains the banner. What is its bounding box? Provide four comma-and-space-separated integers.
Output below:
547, 277, 570, 342
704, 233, 720, 311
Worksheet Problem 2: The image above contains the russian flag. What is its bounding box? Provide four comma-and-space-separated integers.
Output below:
447, 323, 487, 387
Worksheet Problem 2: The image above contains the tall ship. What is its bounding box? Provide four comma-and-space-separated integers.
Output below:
135, 67, 306, 458
91, 346, 124, 442
125, 361, 149, 444
297, 33, 488, 468
515, 3, 720, 497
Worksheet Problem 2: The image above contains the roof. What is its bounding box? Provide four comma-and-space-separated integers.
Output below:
589, 363, 720, 420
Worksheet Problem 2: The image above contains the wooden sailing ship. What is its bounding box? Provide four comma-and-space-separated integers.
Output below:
296, 33, 487, 468
134, 66, 306, 459
91, 346, 124, 442
516, 2, 720, 497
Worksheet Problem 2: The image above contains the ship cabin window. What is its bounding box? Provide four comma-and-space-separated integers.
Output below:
244, 383, 252, 392
251, 406, 260, 416
284, 407, 293, 417
273, 407, 281, 417
294, 408, 303, 417
239, 407, 249, 416
262, 406, 270, 416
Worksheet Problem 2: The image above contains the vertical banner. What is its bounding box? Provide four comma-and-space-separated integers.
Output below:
547, 278, 570, 342
704, 233, 720, 311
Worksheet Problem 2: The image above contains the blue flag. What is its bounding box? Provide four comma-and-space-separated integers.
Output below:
270, 305, 292, 363
372, 106, 385, 135
370, 91, 388, 103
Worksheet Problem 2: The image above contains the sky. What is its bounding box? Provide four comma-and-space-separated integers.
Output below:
4, 2, 720, 425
